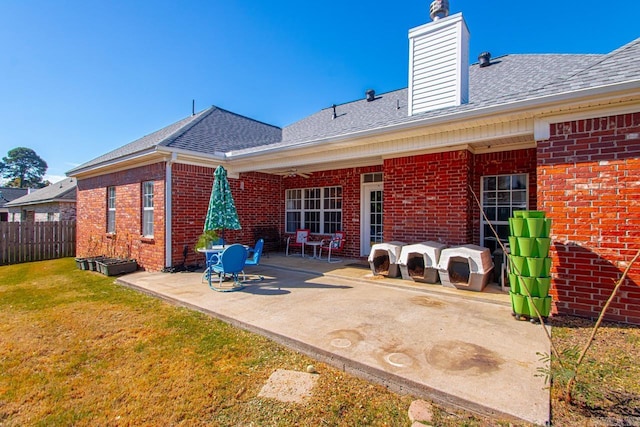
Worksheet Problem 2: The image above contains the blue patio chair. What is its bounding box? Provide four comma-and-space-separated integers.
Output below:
200, 238, 225, 283
207, 243, 248, 291
244, 238, 264, 280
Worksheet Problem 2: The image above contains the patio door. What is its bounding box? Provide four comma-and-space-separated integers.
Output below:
361, 183, 383, 256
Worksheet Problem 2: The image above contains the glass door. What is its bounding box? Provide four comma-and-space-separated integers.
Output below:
361, 183, 383, 256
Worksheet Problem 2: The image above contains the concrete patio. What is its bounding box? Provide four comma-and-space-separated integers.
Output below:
117, 254, 550, 425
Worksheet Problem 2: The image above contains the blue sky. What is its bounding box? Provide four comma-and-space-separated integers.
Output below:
1, 0, 638, 183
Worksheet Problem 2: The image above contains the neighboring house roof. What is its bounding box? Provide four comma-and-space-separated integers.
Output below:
0, 187, 29, 209
68, 37, 640, 175
68, 107, 282, 174
5, 178, 77, 207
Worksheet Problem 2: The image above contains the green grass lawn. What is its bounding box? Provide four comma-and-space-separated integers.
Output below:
0, 258, 419, 426
1, 258, 638, 426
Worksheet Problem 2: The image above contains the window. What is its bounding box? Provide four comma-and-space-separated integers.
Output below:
47, 212, 54, 222
362, 172, 383, 183
285, 186, 342, 234
142, 181, 154, 237
481, 174, 527, 251
107, 186, 116, 233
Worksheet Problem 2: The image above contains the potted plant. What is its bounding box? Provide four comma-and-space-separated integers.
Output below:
195, 230, 221, 252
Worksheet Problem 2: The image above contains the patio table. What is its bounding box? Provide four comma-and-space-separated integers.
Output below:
304, 241, 322, 259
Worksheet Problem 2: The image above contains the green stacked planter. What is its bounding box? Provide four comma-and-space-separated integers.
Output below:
508, 210, 552, 322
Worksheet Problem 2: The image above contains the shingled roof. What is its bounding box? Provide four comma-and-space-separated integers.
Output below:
68, 107, 282, 174
68, 37, 640, 173
0, 187, 29, 209
6, 178, 77, 207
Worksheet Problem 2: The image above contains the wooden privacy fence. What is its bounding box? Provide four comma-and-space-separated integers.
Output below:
0, 221, 76, 265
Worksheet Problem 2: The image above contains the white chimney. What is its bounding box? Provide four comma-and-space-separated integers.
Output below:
408, 1, 469, 116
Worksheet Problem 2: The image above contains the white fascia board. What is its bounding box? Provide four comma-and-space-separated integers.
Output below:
68, 146, 226, 179
5, 198, 75, 207
66, 147, 167, 178
226, 79, 640, 161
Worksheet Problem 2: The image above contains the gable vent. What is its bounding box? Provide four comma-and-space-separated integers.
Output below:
408, 2, 469, 116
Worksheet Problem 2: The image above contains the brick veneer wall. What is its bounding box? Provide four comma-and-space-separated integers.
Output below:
171, 164, 284, 267
470, 148, 538, 245
76, 163, 166, 270
282, 165, 382, 258
537, 112, 640, 324
383, 150, 473, 245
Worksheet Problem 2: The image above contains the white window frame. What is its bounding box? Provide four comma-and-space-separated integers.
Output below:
142, 181, 154, 237
480, 173, 528, 248
107, 186, 116, 233
285, 186, 342, 234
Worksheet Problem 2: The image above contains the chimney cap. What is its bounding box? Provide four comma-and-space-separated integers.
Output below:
429, 0, 449, 21
365, 89, 376, 102
478, 51, 492, 67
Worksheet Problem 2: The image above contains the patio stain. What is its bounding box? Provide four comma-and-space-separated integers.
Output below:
427, 340, 504, 374
410, 295, 445, 308
327, 329, 365, 349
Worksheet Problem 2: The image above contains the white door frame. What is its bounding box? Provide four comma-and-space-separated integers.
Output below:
360, 182, 383, 256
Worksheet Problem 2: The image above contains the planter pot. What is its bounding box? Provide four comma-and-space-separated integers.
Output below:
508, 236, 519, 256
75, 258, 89, 270
511, 292, 529, 317
87, 256, 106, 271
526, 257, 545, 278
536, 238, 551, 258
519, 276, 537, 296
536, 277, 551, 298
522, 211, 545, 219
517, 237, 537, 257
510, 255, 529, 276
96, 259, 138, 276
509, 273, 519, 293
509, 218, 527, 237
526, 218, 545, 238
543, 257, 552, 277
513, 211, 525, 218
528, 296, 551, 318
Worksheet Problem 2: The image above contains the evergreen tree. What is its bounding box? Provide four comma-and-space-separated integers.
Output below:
0, 147, 48, 188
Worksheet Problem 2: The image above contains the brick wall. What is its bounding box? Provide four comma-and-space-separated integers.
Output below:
76, 163, 166, 271
282, 165, 382, 258
172, 165, 284, 267
537, 112, 640, 324
384, 150, 473, 245
471, 148, 538, 244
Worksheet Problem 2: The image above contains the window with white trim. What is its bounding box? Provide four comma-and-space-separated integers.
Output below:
481, 174, 527, 251
285, 186, 342, 234
142, 181, 154, 237
107, 186, 116, 233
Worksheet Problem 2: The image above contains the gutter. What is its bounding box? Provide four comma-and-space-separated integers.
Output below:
67, 146, 226, 178
5, 198, 76, 208
225, 79, 640, 160
165, 152, 177, 269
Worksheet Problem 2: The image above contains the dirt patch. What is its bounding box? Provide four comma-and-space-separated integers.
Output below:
410, 296, 445, 308
258, 369, 318, 403
427, 340, 504, 374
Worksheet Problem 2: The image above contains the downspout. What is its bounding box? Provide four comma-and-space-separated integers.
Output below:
165, 153, 177, 268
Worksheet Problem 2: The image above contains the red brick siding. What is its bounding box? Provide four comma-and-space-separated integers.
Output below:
282, 165, 382, 258
537, 112, 640, 324
470, 148, 538, 244
76, 163, 166, 271
384, 150, 473, 244
171, 164, 284, 267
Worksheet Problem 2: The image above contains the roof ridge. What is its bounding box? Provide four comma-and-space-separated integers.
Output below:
532, 39, 640, 92
157, 106, 218, 147
209, 105, 283, 130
